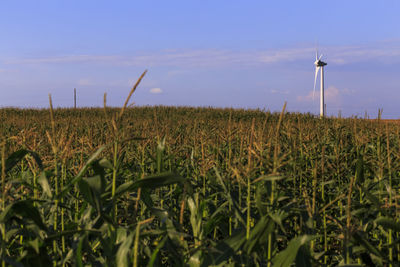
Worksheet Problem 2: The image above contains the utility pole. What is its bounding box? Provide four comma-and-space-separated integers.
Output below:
74, 88, 76, 109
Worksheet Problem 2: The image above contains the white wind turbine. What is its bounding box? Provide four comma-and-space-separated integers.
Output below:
313, 51, 327, 117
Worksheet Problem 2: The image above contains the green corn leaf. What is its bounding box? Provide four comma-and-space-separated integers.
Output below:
76, 234, 86, 267
5, 228, 19, 242
361, 186, 381, 208
114, 172, 185, 198
355, 154, 365, 185
202, 230, 246, 265
214, 168, 246, 227
116, 231, 134, 267
1, 149, 42, 173
99, 158, 113, 169
244, 214, 275, 254
352, 231, 382, 258
3, 257, 25, 267
156, 137, 166, 173
37, 171, 52, 198
78, 175, 103, 213
59, 145, 106, 198
147, 236, 168, 267
255, 181, 268, 216
375, 216, 400, 232
116, 228, 128, 245
252, 174, 285, 184
0, 200, 47, 231
45, 229, 101, 242
203, 202, 229, 236
269, 210, 288, 233
27, 238, 41, 254
295, 245, 312, 267
273, 235, 315, 267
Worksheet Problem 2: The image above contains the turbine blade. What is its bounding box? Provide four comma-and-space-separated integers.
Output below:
313, 66, 320, 100
319, 54, 323, 60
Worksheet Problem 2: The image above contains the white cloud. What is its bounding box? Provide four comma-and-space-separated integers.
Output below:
297, 91, 315, 102
297, 86, 351, 103
325, 86, 340, 101
77, 78, 93, 86
149, 88, 162, 94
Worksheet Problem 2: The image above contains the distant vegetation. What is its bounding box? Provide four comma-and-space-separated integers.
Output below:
0, 103, 399, 266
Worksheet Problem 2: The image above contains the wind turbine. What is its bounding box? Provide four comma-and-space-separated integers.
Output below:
313, 51, 327, 117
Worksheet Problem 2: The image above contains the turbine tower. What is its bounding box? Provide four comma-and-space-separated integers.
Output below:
313, 52, 327, 117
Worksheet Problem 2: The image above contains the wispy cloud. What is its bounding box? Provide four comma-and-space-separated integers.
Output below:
297, 86, 354, 103
6, 55, 119, 65
149, 88, 162, 94
166, 69, 191, 77
270, 89, 289, 95
5, 49, 314, 67
258, 48, 314, 63
5, 40, 400, 68
327, 45, 400, 65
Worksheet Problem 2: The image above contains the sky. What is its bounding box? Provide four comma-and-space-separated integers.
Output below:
0, 1, 399, 118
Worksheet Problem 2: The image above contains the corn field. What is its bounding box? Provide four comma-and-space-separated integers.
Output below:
1, 94, 400, 266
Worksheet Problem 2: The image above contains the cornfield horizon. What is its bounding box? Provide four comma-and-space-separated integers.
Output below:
0, 73, 399, 265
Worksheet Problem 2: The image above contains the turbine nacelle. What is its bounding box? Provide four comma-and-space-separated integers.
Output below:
315, 60, 327, 67
314, 52, 327, 67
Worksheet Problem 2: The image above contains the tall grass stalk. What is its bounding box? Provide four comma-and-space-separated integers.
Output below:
346, 172, 356, 264
110, 71, 147, 219
1, 141, 6, 267
1, 141, 5, 210
48, 94, 59, 262
246, 118, 255, 240
386, 123, 393, 266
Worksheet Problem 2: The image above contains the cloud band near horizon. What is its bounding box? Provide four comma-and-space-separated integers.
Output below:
3, 40, 400, 69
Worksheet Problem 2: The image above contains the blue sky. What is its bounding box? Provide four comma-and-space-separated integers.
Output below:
1, 1, 399, 118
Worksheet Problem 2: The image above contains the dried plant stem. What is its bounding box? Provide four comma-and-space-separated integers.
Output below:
111, 71, 147, 221
112, 141, 119, 219
119, 70, 147, 120
133, 217, 154, 267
